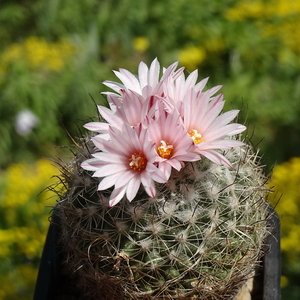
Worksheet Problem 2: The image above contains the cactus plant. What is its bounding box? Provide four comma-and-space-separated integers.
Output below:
54, 59, 270, 300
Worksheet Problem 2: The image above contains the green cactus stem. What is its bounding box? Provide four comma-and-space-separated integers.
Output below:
55, 139, 270, 300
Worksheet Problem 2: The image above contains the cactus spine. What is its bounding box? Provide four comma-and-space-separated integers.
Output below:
55, 140, 269, 300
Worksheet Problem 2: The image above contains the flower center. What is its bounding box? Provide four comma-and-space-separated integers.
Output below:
129, 152, 147, 171
189, 129, 204, 144
157, 140, 174, 159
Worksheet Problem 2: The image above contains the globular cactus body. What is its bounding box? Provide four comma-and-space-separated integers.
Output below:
57, 142, 269, 300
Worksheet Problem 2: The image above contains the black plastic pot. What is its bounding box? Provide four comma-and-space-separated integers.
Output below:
33, 206, 280, 300
251, 205, 281, 300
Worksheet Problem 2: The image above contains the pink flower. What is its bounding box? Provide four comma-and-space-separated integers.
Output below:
102, 58, 183, 104
147, 104, 199, 179
83, 90, 147, 140
162, 69, 222, 117
82, 106, 119, 141
183, 89, 246, 167
81, 124, 167, 206
81, 59, 248, 205
83, 90, 164, 141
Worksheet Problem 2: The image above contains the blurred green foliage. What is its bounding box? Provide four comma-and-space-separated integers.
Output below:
0, 0, 300, 299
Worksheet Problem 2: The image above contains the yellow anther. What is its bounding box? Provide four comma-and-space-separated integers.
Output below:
157, 140, 174, 159
189, 129, 204, 144
129, 152, 147, 171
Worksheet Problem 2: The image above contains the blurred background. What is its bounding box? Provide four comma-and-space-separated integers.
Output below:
0, 0, 299, 299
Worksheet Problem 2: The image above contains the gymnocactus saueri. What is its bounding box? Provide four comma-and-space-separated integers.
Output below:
54, 59, 270, 300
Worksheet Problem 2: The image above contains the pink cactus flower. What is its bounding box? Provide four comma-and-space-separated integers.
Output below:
81, 124, 167, 206
81, 58, 247, 205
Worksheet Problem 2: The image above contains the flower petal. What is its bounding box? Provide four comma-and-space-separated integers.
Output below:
93, 164, 128, 177
144, 180, 156, 198
126, 176, 142, 201
114, 68, 141, 93
198, 140, 245, 150
98, 106, 123, 129
109, 186, 127, 206
81, 158, 107, 171
98, 173, 122, 190
114, 170, 137, 189
84, 122, 109, 132
204, 123, 245, 142
102, 80, 124, 93
200, 150, 232, 167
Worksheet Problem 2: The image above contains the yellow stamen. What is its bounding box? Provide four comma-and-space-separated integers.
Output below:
157, 140, 174, 159
129, 152, 147, 171
189, 129, 204, 144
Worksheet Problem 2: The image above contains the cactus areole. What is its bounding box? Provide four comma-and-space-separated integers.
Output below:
56, 59, 270, 299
